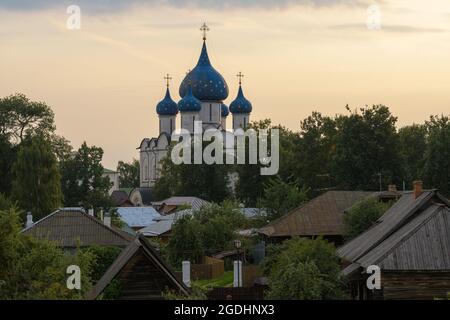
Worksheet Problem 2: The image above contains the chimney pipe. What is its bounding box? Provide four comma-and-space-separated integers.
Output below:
413, 181, 423, 199
26, 212, 34, 228
104, 212, 111, 228
88, 208, 94, 216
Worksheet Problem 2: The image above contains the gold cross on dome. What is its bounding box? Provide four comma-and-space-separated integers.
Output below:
164, 74, 172, 88
236, 72, 244, 85
200, 23, 209, 41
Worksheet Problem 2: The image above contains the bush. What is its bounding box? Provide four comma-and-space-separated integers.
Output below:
265, 237, 344, 300
344, 197, 391, 240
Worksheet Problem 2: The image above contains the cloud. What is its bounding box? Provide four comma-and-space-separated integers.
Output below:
0, 0, 367, 13
332, 23, 447, 34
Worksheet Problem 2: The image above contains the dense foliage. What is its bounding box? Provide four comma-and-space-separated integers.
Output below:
117, 159, 140, 189
166, 201, 247, 266
12, 136, 62, 220
264, 237, 344, 300
344, 197, 392, 240
0, 207, 94, 299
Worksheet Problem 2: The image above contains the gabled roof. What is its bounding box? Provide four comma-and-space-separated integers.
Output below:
22, 208, 133, 248
338, 190, 442, 262
258, 191, 374, 237
338, 190, 450, 275
86, 235, 189, 300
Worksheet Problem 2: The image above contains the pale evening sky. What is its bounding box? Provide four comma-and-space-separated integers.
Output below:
0, 0, 449, 169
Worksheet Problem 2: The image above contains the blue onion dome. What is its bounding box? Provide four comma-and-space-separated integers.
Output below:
156, 88, 178, 115
179, 41, 229, 101
178, 85, 202, 112
221, 103, 229, 117
229, 85, 252, 114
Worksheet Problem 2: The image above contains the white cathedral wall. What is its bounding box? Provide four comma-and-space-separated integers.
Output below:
233, 114, 250, 130
221, 116, 227, 130
199, 102, 221, 126
159, 115, 176, 135
181, 111, 199, 133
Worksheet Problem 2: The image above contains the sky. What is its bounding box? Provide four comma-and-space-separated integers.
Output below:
1, 0, 450, 169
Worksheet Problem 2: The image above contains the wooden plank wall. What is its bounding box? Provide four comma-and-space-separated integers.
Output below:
382, 272, 450, 300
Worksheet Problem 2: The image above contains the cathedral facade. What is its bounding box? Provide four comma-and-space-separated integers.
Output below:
138, 24, 253, 188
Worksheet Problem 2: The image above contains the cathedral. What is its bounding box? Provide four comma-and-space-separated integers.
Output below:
138, 24, 253, 189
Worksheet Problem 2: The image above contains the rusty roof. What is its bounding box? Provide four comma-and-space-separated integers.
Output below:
258, 191, 374, 237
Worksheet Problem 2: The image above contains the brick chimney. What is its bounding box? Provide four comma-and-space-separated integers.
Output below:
413, 181, 423, 199
388, 184, 397, 192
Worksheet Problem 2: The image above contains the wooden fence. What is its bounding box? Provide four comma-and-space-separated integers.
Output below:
191, 256, 224, 280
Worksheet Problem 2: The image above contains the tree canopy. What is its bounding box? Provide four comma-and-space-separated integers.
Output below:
11, 136, 62, 220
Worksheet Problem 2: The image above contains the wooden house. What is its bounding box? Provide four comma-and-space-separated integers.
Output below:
86, 235, 189, 300
338, 181, 450, 300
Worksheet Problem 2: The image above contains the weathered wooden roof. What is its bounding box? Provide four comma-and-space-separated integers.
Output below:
338, 191, 439, 262
358, 204, 450, 270
258, 191, 374, 237
86, 235, 189, 300
339, 190, 450, 275
22, 208, 133, 248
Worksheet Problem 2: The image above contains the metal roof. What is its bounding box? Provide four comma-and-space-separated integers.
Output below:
138, 209, 193, 237
151, 196, 209, 211
116, 207, 161, 228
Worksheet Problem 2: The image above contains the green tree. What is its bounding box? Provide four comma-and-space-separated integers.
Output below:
344, 197, 391, 240
11, 136, 62, 220
398, 124, 427, 187
0, 93, 55, 143
333, 105, 402, 190
83, 246, 122, 282
292, 112, 337, 196
117, 159, 140, 188
260, 177, 308, 221
424, 115, 450, 197
265, 237, 344, 300
166, 202, 247, 266
0, 136, 16, 195
154, 144, 231, 203
166, 215, 204, 266
61, 142, 112, 210
234, 119, 275, 206
0, 207, 94, 299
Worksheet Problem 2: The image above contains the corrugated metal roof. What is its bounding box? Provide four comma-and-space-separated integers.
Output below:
116, 207, 161, 228
258, 191, 374, 237
151, 196, 209, 210
22, 208, 132, 247
138, 209, 193, 237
